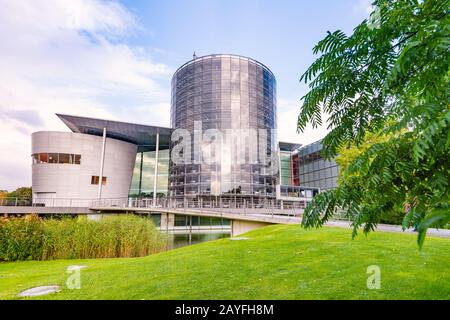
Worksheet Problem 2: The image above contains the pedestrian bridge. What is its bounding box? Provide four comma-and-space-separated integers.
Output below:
90, 198, 305, 236
0, 197, 307, 236
2, 197, 450, 238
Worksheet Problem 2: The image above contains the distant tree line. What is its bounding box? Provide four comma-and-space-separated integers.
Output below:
0, 187, 32, 199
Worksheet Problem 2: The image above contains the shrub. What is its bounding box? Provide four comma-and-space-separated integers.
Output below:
0, 215, 166, 261
378, 210, 405, 225
0, 215, 43, 261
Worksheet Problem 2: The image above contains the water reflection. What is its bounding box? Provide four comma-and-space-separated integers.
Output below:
165, 230, 230, 250
84, 213, 230, 251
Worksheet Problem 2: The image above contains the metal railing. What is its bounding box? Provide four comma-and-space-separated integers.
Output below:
1, 196, 310, 218
0, 198, 33, 207
91, 196, 308, 218
0, 197, 97, 207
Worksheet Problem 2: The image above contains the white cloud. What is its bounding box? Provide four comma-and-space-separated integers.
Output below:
0, 0, 171, 191
277, 98, 330, 147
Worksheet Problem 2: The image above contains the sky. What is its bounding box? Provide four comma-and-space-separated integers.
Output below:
0, 0, 373, 191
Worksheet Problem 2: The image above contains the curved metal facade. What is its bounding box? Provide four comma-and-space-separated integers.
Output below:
170, 54, 278, 198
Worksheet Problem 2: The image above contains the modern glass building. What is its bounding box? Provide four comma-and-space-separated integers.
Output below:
31, 54, 331, 205
297, 140, 339, 191
169, 54, 278, 199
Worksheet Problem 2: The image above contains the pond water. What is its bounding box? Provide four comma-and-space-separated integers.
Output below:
164, 230, 231, 250
86, 213, 231, 250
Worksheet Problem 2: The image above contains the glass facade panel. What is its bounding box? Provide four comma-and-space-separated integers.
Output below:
280, 151, 292, 185
297, 140, 339, 191
129, 146, 170, 197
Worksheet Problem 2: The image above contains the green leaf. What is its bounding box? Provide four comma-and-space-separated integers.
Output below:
417, 209, 450, 249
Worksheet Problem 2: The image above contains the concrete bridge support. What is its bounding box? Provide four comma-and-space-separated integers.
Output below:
160, 212, 175, 231
231, 220, 272, 237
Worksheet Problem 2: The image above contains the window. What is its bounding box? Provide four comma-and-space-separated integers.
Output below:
332, 165, 339, 177
32, 154, 39, 165
91, 176, 107, 185
48, 153, 59, 163
32, 153, 81, 165
59, 153, 71, 164
39, 153, 48, 163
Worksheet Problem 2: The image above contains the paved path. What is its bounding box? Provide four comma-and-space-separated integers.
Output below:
326, 220, 450, 238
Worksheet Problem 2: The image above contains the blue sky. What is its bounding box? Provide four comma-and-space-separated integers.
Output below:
122, 0, 368, 99
0, 0, 372, 190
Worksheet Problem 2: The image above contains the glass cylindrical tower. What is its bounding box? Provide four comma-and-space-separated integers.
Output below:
169, 54, 278, 199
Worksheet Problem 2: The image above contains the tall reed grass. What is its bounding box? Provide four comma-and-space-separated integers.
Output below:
0, 215, 166, 261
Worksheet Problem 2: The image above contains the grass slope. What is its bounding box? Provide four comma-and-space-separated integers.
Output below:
0, 225, 449, 300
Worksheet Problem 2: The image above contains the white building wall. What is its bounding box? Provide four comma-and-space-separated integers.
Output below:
31, 131, 137, 206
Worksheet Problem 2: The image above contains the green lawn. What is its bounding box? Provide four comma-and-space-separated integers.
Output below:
0, 225, 449, 300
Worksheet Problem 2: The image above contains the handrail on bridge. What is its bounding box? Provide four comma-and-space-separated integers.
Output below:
1, 196, 311, 218
91, 196, 309, 218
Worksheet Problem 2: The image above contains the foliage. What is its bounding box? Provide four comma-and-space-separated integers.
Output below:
334, 130, 395, 177
3, 187, 32, 199
0, 215, 166, 261
0, 225, 449, 300
298, 0, 450, 247
335, 130, 406, 225
0, 215, 44, 261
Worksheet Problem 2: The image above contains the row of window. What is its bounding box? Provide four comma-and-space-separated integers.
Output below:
298, 150, 324, 164
169, 188, 277, 196
279, 186, 318, 198
299, 165, 339, 181
299, 159, 337, 174
174, 63, 272, 80
32, 153, 81, 165
169, 180, 278, 186
174, 215, 231, 227
301, 178, 337, 190
297, 141, 323, 157
174, 113, 275, 121
175, 115, 277, 124
173, 96, 274, 107
172, 86, 275, 99
172, 94, 274, 103
173, 79, 275, 89
173, 109, 276, 119
174, 63, 272, 75
173, 102, 276, 111
173, 120, 276, 129
173, 92, 275, 101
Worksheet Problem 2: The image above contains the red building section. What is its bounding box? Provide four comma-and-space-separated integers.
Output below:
292, 153, 300, 186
